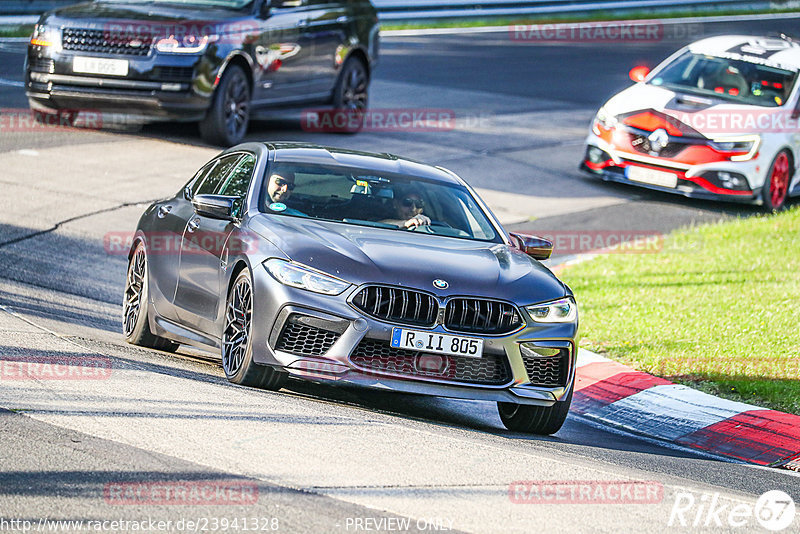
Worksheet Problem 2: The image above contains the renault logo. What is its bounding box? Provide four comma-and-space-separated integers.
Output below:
432, 279, 448, 289
647, 128, 669, 155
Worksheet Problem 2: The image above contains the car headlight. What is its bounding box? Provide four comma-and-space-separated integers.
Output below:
709, 135, 761, 161
30, 24, 61, 51
592, 106, 617, 134
525, 297, 577, 323
264, 259, 351, 295
155, 34, 216, 54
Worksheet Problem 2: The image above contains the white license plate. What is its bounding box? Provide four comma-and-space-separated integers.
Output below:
73, 56, 129, 76
391, 327, 483, 358
625, 165, 678, 188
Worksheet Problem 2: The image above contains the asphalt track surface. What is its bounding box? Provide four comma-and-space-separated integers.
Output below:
0, 15, 799, 533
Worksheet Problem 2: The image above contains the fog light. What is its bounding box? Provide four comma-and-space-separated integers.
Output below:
30, 72, 49, 83
520, 343, 561, 358
700, 170, 750, 191
588, 147, 606, 164
718, 172, 744, 188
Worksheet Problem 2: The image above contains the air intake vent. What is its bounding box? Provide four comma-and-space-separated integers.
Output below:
62, 28, 152, 56
352, 286, 437, 327
444, 298, 522, 334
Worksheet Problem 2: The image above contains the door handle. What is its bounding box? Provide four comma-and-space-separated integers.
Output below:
157, 205, 172, 218
297, 19, 308, 28
187, 218, 200, 232
336, 16, 348, 23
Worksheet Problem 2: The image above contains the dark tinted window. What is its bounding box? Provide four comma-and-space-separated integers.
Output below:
196, 154, 242, 195
187, 162, 215, 198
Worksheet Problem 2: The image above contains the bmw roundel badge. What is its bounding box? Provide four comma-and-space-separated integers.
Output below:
433, 279, 449, 289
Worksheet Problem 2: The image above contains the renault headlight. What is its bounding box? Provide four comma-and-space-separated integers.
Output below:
709, 135, 760, 161
525, 297, 577, 323
592, 106, 617, 134
156, 34, 216, 54
30, 24, 62, 51
265, 259, 351, 295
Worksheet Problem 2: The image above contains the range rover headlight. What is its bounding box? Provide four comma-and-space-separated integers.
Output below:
264, 259, 351, 295
30, 24, 61, 51
525, 297, 577, 323
155, 34, 216, 54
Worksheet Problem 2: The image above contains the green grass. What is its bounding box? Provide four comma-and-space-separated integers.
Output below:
0, 24, 34, 38
381, 7, 800, 30
560, 207, 800, 415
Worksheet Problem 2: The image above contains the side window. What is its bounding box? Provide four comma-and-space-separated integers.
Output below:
196, 154, 242, 196
219, 154, 256, 198
186, 162, 215, 199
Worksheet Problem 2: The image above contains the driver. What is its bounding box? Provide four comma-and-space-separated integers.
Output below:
265, 170, 305, 216
381, 188, 430, 229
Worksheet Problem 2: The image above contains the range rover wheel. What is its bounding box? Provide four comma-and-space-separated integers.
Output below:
497, 388, 573, 435
222, 269, 288, 390
332, 56, 368, 133
123, 241, 180, 352
199, 64, 251, 146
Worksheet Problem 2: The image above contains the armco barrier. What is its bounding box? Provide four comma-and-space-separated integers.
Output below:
0, 0, 779, 22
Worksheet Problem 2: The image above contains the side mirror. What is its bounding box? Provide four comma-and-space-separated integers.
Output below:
629, 65, 650, 83
509, 232, 553, 261
192, 194, 237, 221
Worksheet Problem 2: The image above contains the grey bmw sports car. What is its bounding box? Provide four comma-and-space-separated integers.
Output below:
123, 142, 579, 434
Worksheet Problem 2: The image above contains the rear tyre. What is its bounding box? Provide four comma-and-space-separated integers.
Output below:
123, 242, 180, 352
331, 56, 368, 133
762, 150, 792, 212
497, 387, 573, 435
222, 269, 288, 390
199, 64, 251, 146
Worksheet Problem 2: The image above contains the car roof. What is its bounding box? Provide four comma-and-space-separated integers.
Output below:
262, 142, 463, 185
687, 35, 800, 71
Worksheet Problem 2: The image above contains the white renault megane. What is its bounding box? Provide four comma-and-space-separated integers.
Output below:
582, 35, 800, 210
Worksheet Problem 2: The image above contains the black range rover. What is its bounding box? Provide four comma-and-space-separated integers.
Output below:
25, 0, 379, 145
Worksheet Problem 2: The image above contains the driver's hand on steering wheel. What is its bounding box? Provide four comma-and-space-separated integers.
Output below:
404, 214, 431, 228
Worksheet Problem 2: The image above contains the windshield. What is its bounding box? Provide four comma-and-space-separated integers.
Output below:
100, 0, 252, 7
259, 164, 501, 243
649, 51, 797, 107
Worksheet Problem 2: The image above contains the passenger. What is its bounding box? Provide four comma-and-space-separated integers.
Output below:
381, 188, 431, 229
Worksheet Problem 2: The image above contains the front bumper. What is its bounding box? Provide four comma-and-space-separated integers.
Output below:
249, 269, 577, 407
25, 47, 215, 121
580, 142, 760, 204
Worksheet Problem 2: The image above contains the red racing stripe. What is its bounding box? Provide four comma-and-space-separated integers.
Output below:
676, 410, 800, 466
573, 362, 672, 414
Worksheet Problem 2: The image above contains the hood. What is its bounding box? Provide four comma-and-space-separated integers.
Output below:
602, 83, 774, 138
42, 1, 252, 29
248, 215, 567, 305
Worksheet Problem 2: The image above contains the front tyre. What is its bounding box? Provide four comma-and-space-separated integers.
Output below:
222, 269, 288, 390
762, 150, 792, 212
497, 388, 573, 435
199, 64, 251, 146
123, 242, 179, 352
